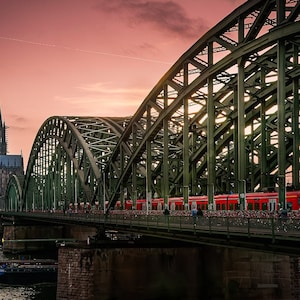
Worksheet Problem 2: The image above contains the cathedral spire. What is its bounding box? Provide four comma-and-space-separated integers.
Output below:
0, 110, 7, 155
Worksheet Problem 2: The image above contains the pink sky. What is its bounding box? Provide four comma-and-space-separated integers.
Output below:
0, 0, 246, 167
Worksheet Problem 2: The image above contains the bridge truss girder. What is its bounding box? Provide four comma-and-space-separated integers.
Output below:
6, 0, 300, 212
17, 116, 130, 211
105, 0, 300, 211
6, 175, 23, 211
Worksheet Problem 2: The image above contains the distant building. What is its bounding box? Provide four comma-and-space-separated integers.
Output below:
0, 111, 24, 209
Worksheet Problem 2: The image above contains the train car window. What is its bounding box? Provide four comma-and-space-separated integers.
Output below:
298, 197, 300, 206
287, 202, 292, 211
248, 203, 253, 210
222, 204, 225, 210
254, 203, 259, 210
216, 204, 220, 210
262, 203, 267, 210
205, 204, 208, 210
177, 204, 183, 210
201, 204, 205, 210
229, 203, 233, 210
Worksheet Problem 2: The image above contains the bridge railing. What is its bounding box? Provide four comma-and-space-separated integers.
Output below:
102, 213, 300, 237
62, 211, 300, 240
2, 211, 300, 241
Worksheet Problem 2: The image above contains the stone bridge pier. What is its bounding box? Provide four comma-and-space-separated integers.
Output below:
56, 243, 200, 300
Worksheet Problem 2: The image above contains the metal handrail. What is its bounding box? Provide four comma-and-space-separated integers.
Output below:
2, 211, 300, 243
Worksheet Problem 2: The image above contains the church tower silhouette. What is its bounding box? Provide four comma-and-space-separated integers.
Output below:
0, 110, 24, 209
0, 110, 7, 155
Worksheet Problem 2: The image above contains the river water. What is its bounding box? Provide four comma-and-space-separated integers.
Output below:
1, 245, 299, 300
0, 250, 57, 299
0, 283, 56, 300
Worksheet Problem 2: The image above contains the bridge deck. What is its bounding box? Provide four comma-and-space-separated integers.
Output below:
2, 211, 300, 255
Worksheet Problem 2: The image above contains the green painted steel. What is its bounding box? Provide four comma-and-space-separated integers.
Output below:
277, 39, 287, 209
6, 175, 23, 211
5, 0, 300, 213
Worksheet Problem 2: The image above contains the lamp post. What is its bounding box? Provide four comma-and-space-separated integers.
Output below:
74, 176, 78, 213
145, 158, 152, 215
226, 195, 229, 211
41, 190, 44, 212
238, 179, 247, 210
243, 180, 247, 210
103, 172, 106, 213
53, 183, 56, 212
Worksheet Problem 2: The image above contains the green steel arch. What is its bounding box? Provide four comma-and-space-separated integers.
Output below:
21, 116, 130, 211
6, 174, 23, 211
104, 0, 300, 211
10, 0, 300, 213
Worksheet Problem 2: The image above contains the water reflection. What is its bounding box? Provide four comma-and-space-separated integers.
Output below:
0, 251, 57, 299
0, 286, 35, 299
0, 283, 57, 300
0, 244, 298, 299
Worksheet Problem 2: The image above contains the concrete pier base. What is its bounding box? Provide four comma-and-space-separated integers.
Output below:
56, 244, 199, 300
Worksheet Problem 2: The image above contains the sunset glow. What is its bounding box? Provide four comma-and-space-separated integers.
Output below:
0, 0, 246, 167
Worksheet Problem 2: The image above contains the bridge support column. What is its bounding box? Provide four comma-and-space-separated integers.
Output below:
56, 244, 201, 299
277, 37, 287, 209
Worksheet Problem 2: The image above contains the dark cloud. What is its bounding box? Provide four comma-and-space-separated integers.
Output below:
138, 42, 157, 51
8, 115, 29, 127
93, 0, 208, 39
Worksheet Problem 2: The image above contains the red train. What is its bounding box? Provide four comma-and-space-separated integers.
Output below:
121, 190, 300, 211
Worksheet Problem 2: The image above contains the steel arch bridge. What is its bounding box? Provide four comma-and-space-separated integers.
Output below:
6, 0, 300, 212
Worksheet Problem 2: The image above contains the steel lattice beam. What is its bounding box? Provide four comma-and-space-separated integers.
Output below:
104, 0, 300, 211
6, 0, 300, 212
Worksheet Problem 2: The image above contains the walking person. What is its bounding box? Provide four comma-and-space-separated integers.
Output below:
192, 207, 197, 227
